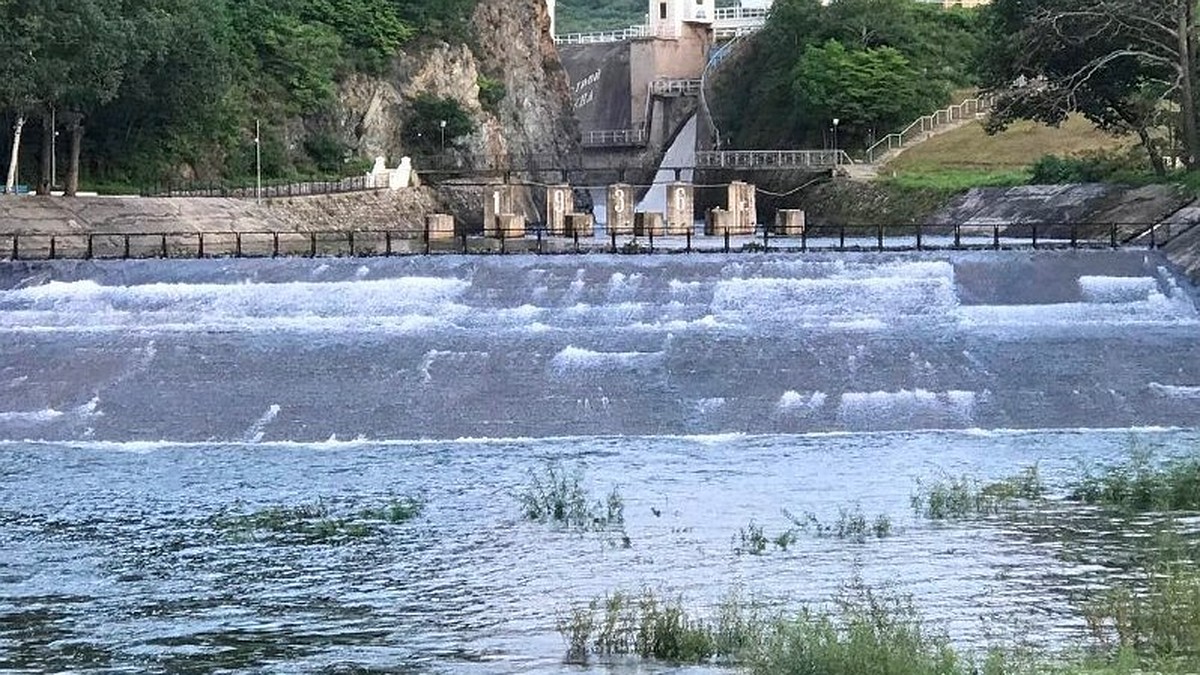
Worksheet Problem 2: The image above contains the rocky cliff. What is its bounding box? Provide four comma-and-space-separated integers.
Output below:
332, 0, 578, 168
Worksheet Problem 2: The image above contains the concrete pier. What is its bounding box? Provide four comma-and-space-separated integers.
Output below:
729, 181, 757, 235
608, 183, 635, 235
497, 214, 526, 239
705, 208, 735, 236
484, 185, 516, 237
635, 212, 666, 236
566, 213, 595, 237
665, 182, 694, 235
546, 185, 574, 235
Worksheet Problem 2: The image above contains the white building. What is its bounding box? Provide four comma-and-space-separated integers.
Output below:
649, 0, 718, 37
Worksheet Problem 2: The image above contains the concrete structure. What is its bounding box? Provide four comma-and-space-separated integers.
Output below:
496, 214, 526, 239
546, 184, 574, 234
728, 181, 756, 234
425, 214, 456, 240
607, 183, 636, 234
635, 211, 667, 236
484, 184, 516, 237
649, 0, 716, 38
664, 182, 694, 234
775, 209, 806, 236
565, 213, 595, 237
704, 208, 734, 236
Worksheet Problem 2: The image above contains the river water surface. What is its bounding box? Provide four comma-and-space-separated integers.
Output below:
2, 252, 1200, 672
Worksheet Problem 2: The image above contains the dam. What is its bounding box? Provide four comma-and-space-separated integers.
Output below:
1, 250, 1199, 670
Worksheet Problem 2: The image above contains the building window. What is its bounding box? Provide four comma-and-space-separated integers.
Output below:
660, 2, 668, 19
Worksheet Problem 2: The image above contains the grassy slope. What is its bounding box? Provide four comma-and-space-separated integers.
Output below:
880, 117, 1135, 190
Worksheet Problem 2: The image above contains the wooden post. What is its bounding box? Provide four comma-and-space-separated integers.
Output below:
161, 233, 168, 258
123, 235, 130, 259
48, 236, 56, 260
310, 232, 317, 258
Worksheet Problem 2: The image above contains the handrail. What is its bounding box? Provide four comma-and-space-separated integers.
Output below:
0, 221, 1160, 261
696, 150, 853, 169
864, 96, 995, 164
581, 129, 649, 147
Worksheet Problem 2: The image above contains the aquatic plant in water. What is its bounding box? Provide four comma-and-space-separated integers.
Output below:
519, 461, 625, 532
211, 497, 424, 544
911, 465, 1045, 520
1070, 451, 1200, 513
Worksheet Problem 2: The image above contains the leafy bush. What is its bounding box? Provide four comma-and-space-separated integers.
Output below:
1070, 452, 1200, 513
477, 74, 506, 113
519, 461, 625, 531
404, 94, 476, 153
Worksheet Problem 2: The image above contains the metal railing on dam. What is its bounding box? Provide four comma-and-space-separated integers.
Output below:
696, 150, 853, 169
0, 221, 1182, 262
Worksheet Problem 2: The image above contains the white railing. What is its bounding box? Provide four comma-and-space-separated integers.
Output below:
555, 24, 687, 44
696, 150, 852, 169
582, 129, 649, 147
864, 95, 995, 163
651, 79, 703, 96
713, 7, 770, 21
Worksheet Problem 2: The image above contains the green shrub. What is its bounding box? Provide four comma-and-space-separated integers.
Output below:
518, 462, 625, 531
1070, 452, 1200, 513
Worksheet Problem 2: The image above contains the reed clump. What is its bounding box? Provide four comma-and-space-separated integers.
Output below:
557, 589, 770, 665
519, 462, 625, 532
211, 496, 424, 544
736, 507, 893, 555
911, 465, 1045, 520
1070, 453, 1200, 513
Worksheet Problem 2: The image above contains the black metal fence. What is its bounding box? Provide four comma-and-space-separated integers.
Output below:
142, 175, 382, 199
0, 221, 1187, 262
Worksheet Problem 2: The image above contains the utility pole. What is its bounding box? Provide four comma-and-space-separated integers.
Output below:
51, 107, 57, 190
255, 119, 262, 204
832, 118, 840, 165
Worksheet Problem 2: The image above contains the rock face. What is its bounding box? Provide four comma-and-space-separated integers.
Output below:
333, 0, 579, 167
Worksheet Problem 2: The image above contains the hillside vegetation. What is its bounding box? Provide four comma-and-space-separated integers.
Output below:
0, 0, 478, 193
712, 0, 983, 152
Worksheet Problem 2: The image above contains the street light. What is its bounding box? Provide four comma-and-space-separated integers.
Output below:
439, 119, 447, 152
255, 119, 262, 204
832, 118, 840, 165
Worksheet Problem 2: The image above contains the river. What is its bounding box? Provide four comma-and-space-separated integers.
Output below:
1, 251, 1198, 672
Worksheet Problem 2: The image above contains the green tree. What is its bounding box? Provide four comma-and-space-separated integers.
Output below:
794, 40, 938, 149
981, 0, 1195, 174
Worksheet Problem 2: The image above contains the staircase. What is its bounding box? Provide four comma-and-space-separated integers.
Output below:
860, 95, 995, 168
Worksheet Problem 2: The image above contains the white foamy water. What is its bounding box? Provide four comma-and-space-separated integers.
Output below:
838, 389, 977, 429
1079, 276, 1158, 303
0, 277, 472, 333
1149, 383, 1200, 399
550, 346, 665, 373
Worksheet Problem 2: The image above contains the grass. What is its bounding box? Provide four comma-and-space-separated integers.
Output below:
559, 568, 1200, 673
210, 497, 424, 544
558, 589, 771, 665
518, 461, 625, 533
736, 508, 893, 555
911, 466, 1045, 520
876, 116, 1137, 194
885, 117, 1135, 174
1070, 451, 1200, 513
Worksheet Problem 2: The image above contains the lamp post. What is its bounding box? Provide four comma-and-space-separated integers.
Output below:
255, 119, 262, 204
439, 119, 447, 152
832, 118, 840, 165
51, 107, 57, 190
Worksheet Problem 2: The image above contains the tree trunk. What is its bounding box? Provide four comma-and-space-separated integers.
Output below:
1177, 0, 1199, 169
38, 114, 52, 195
1139, 127, 1168, 176
5, 114, 25, 194
65, 122, 82, 197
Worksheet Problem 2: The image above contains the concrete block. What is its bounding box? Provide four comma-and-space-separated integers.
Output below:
496, 213, 526, 239
705, 208, 735, 236
425, 214, 455, 240
776, 209, 806, 236
634, 212, 666, 236
565, 213, 595, 237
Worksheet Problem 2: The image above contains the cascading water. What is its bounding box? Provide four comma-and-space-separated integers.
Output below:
1, 251, 1199, 672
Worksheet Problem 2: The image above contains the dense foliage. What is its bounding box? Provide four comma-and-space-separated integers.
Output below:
980, 0, 1198, 175
0, 0, 478, 190
713, 0, 984, 152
